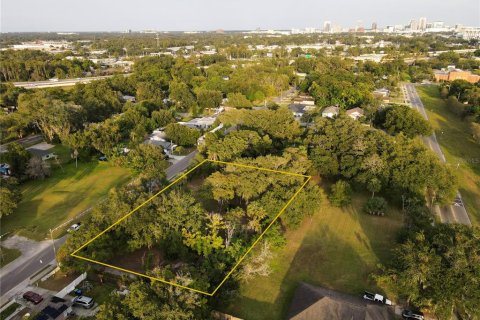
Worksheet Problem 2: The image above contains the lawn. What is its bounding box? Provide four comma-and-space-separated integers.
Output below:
417, 85, 480, 225
1, 161, 132, 240
0, 246, 21, 267
221, 187, 403, 320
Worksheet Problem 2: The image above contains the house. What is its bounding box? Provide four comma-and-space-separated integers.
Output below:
179, 116, 216, 129
27, 143, 57, 161
373, 88, 390, 103
373, 88, 390, 98
287, 282, 394, 320
321, 106, 340, 118
346, 107, 365, 120
289, 104, 316, 119
145, 129, 177, 153
121, 95, 136, 103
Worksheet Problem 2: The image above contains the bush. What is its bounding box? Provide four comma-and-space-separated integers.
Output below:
329, 180, 352, 207
364, 196, 387, 216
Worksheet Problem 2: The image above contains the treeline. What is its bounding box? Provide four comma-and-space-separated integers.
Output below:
440, 80, 480, 143
0, 50, 96, 81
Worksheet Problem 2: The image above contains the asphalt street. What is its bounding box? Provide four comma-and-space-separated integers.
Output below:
0, 236, 67, 296
0, 134, 43, 153
403, 83, 471, 225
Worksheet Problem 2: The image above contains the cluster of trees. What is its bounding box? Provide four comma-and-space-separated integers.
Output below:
59, 149, 321, 306
0, 177, 22, 218
306, 116, 457, 206
0, 50, 96, 81
300, 58, 376, 109
373, 104, 433, 138
439, 80, 480, 143
376, 200, 480, 319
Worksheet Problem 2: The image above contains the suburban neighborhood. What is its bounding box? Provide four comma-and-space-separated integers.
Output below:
1, 2, 479, 320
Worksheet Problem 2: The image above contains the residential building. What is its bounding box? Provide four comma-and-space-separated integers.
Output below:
288, 283, 394, 320
179, 116, 216, 129
373, 88, 390, 102
433, 66, 480, 83
321, 106, 340, 119
289, 104, 316, 119
346, 107, 365, 120
121, 95, 136, 103
145, 130, 177, 154
27, 143, 57, 161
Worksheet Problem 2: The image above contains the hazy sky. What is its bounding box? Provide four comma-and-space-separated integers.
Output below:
1, 0, 479, 32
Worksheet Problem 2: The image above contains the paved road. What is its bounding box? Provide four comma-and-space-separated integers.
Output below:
0, 134, 43, 153
12, 74, 130, 89
0, 236, 67, 296
403, 83, 471, 225
165, 150, 198, 180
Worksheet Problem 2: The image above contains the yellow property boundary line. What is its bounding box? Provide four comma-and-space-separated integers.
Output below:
71, 159, 311, 296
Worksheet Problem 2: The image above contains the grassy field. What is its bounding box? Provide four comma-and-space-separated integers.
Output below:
417, 85, 480, 225
0, 246, 21, 267
1, 161, 132, 240
221, 187, 403, 320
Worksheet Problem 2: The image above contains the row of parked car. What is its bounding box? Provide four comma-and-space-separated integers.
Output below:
362, 291, 424, 320
22, 291, 95, 309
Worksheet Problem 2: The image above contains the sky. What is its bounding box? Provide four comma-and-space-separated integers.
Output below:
1, 0, 479, 32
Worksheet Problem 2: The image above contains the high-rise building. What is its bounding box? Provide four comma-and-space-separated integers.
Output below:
419, 17, 427, 30
409, 19, 418, 30
323, 21, 332, 33
371, 22, 378, 31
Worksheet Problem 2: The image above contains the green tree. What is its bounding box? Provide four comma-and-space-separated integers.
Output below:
364, 197, 387, 216
0, 178, 22, 218
2, 143, 31, 178
164, 123, 200, 147
329, 180, 352, 207
375, 105, 432, 138
226, 92, 252, 109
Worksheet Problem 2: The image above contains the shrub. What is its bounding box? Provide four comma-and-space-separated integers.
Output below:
364, 196, 387, 216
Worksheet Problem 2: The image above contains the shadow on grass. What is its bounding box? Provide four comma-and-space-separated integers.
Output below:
222, 207, 392, 320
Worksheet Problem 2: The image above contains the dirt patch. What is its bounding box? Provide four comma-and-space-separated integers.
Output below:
109, 247, 163, 273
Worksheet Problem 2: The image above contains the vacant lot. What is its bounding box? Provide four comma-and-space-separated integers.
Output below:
221, 190, 403, 320
1, 161, 131, 240
417, 85, 480, 225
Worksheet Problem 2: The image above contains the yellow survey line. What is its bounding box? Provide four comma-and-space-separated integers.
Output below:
210, 175, 311, 295
70, 158, 311, 296
208, 159, 309, 178
71, 159, 208, 255
71, 253, 212, 296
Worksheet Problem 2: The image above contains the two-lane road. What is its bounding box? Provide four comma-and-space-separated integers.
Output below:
403, 83, 471, 225
0, 236, 67, 296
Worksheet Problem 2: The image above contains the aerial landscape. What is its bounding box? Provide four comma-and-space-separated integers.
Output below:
0, 0, 479, 319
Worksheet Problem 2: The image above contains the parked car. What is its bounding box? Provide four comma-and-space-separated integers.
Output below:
98, 156, 107, 161
68, 223, 81, 232
72, 296, 94, 309
402, 310, 424, 320
23, 291, 43, 304
363, 291, 392, 305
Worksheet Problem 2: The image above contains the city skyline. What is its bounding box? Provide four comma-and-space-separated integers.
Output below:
1, 0, 479, 32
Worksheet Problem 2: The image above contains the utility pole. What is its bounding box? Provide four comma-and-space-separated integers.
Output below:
49, 229, 58, 266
